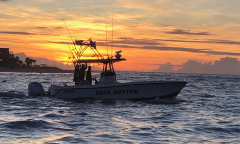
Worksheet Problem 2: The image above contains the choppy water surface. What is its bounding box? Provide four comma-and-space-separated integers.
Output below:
0, 72, 240, 143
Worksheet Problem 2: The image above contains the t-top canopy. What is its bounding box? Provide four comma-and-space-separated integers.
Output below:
75, 58, 126, 64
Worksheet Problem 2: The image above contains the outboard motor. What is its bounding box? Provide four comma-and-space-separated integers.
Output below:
28, 82, 44, 96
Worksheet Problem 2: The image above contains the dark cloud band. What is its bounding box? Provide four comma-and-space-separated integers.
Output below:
47, 39, 240, 57
164, 29, 211, 35
0, 31, 36, 35
0, 31, 57, 36
0, 0, 12, 2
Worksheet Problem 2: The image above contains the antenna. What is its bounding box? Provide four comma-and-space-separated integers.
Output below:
105, 16, 108, 57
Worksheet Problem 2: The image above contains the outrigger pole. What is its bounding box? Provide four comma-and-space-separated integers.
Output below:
62, 19, 81, 63
111, 13, 113, 58
60, 19, 120, 66
63, 19, 75, 46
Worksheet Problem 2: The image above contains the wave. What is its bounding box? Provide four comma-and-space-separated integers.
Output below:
2, 119, 50, 130
143, 97, 189, 104
0, 91, 25, 98
44, 113, 67, 118
48, 136, 87, 143
195, 126, 240, 134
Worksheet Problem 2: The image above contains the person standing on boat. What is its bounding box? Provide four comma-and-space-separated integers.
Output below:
79, 63, 87, 83
74, 64, 80, 85
86, 66, 92, 85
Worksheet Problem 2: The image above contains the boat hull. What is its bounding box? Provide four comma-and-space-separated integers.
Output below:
49, 81, 187, 100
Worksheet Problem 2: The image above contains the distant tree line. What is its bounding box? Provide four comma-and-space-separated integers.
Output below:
1, 52, 60, 70
7, 53, 36, 68
25, 57, 36, 67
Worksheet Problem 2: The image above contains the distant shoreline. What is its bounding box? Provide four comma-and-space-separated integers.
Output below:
0, 68, 74, 73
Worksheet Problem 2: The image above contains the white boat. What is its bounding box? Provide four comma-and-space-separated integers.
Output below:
28, 39, 187, 100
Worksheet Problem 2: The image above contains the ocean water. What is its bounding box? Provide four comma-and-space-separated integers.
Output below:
0, 71, 240, 143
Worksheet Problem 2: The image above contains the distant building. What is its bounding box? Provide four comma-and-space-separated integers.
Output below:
33, 65, 40, 68
0, 48, 10, 67
40, 64, 48, 67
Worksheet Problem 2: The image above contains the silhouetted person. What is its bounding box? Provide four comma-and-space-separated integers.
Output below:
79, 63, 87, 81
74, 65, 80, 85
86, 66, 92, 85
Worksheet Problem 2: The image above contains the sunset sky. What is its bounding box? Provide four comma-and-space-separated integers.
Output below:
1, 0, 240, 71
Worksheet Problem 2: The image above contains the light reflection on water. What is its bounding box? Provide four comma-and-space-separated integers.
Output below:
0, 72, 240, 143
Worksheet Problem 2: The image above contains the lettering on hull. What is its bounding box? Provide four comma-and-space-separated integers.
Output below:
96, 90, 138, 95
96, 91, 111, 95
